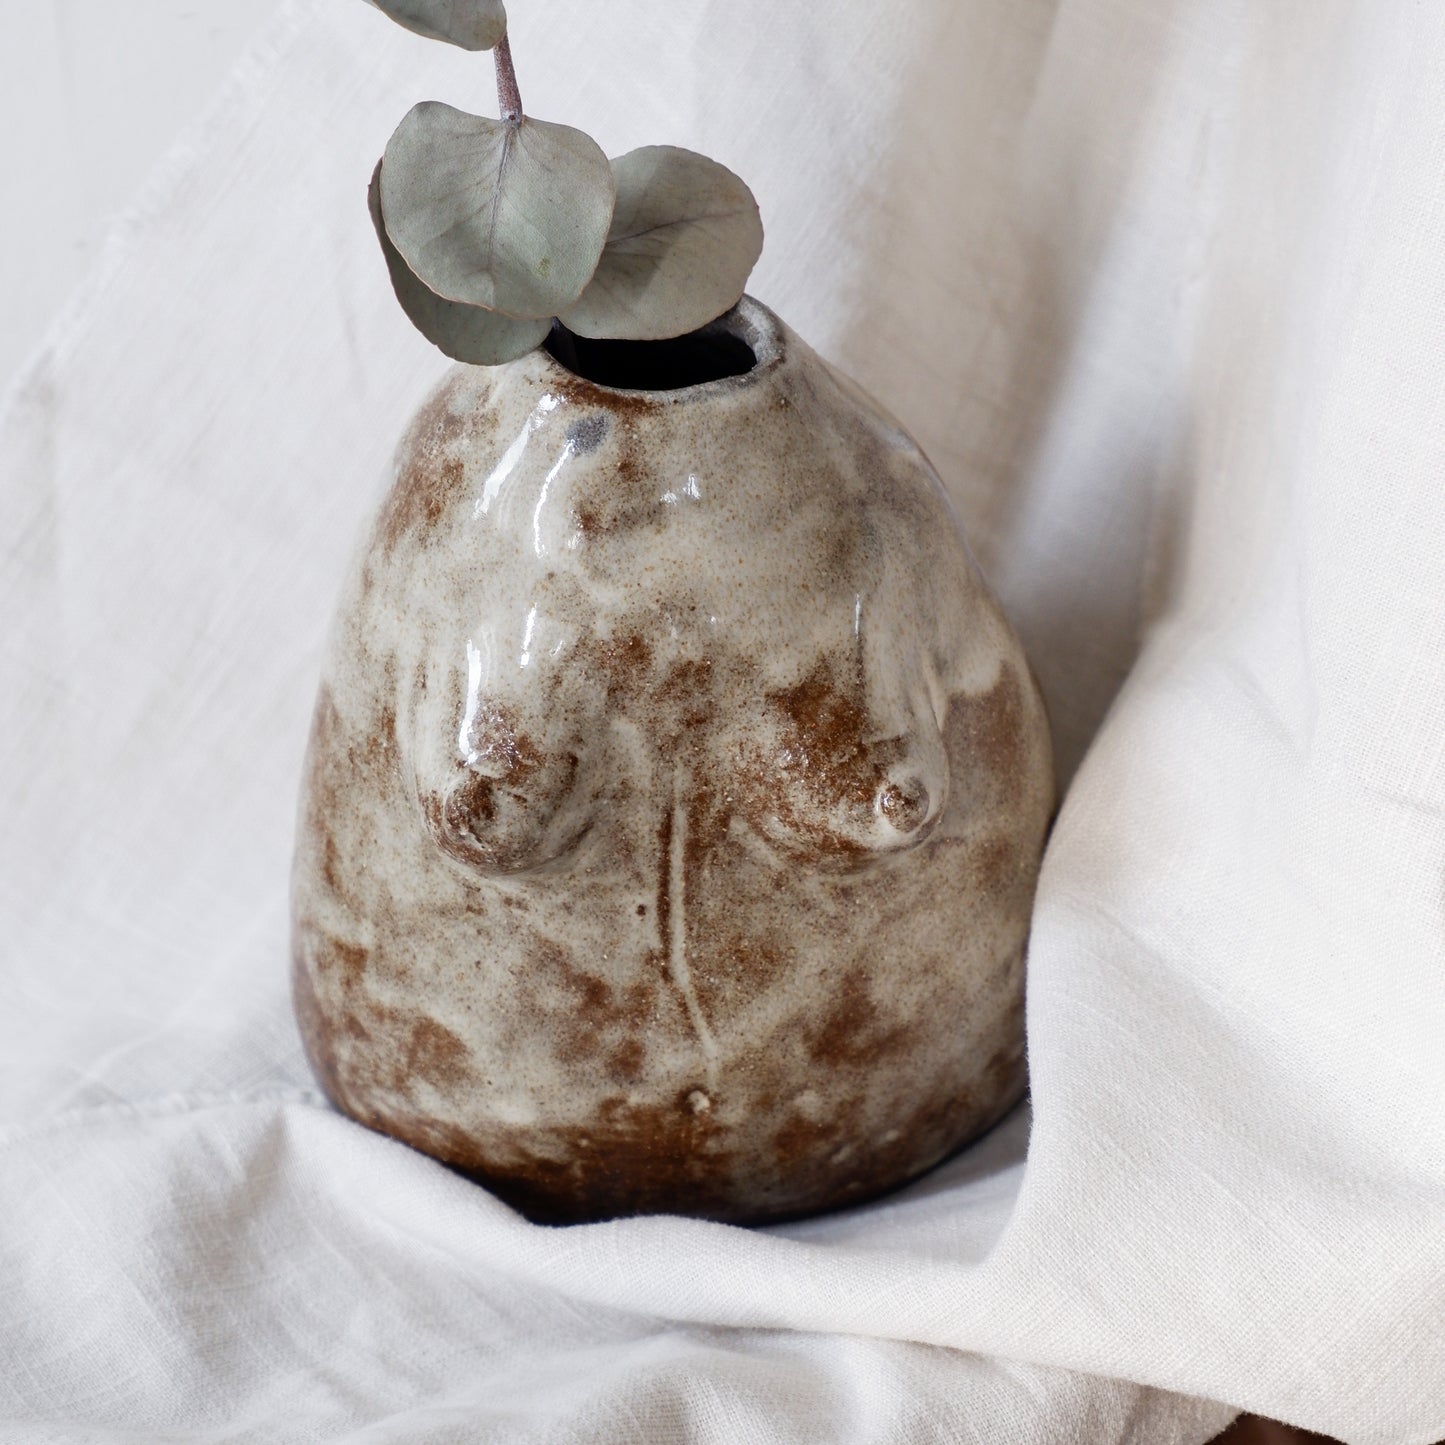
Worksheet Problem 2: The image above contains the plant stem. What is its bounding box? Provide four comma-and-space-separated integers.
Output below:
494, 32, 523, 122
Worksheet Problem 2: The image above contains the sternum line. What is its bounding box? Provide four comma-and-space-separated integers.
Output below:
667, 769, 718, 1081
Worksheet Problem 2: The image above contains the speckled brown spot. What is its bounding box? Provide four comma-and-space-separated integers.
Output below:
969, 834, 1022, 898
620, 978, 658, 1022
775, 662, 875, 797
605, 1038, 646, 1083
808, 976, 915, 1067
682, 780, 714, 870
946, 665, 1027, 806
332, 938, 369, 991
769, 1090, 866, 1173
508, 934, 666, 1072
378, 426, 467, 555
569, 445, 663, 542
692, 928, 792, 1018
551, 375, 663, 423
658, 658, 717, 733
463, 702, 544, 778
574, 502, 608, 537
404, 1017, 472, 1091
737, 658, 902, 860
533, 936, 610, 1016
595, 632, 653, 696
320, 833, 341, 896
366, 698, 398, 765
466, 1093, 734, 1224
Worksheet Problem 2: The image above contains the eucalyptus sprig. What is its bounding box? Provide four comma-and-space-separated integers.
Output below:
366, 0, 764, 366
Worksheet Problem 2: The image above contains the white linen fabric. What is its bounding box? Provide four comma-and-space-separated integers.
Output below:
1, 0, 1442, 1440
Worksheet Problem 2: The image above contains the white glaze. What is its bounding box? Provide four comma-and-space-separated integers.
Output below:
292, 298, 1054, 1223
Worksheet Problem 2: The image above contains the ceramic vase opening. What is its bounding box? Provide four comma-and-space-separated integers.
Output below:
545, 315, 758, 392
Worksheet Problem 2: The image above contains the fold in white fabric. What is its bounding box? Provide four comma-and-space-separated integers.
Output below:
1, 1, 1441, 1441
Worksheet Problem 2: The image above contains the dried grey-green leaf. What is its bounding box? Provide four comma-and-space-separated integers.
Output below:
381, 103, 614, 321
364, 0, 507, 51
558, 146, 764, 341
369, 161, 548, 366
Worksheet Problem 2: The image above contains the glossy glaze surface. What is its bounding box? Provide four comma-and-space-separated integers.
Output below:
292, 297, 1054, 1223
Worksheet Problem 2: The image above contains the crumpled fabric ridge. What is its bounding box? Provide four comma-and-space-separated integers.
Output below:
1, 0, 1442, 1441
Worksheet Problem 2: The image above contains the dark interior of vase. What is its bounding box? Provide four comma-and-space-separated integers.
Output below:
546, 321, 757, 391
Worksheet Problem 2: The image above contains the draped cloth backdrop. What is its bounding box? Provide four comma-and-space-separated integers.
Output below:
1, 1, 1442, 1441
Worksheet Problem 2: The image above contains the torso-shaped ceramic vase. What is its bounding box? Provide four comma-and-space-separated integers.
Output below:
293, 297, 1054, 1223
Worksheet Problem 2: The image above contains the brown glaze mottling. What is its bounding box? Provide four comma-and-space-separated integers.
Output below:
291, 297, 1054, 1224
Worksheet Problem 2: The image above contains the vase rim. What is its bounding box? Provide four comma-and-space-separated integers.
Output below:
536, 294, 786, 404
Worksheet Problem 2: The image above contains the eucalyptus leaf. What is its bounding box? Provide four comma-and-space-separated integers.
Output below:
369, 161, 549, 365
558, 146, 763, 341
381, 103, 614, 320
364, 0, 507, 51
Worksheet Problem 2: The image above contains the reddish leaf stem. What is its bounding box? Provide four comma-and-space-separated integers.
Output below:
494, 32, 523, 122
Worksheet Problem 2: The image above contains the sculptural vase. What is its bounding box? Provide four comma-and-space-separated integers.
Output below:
292, 296, 1054, 1224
